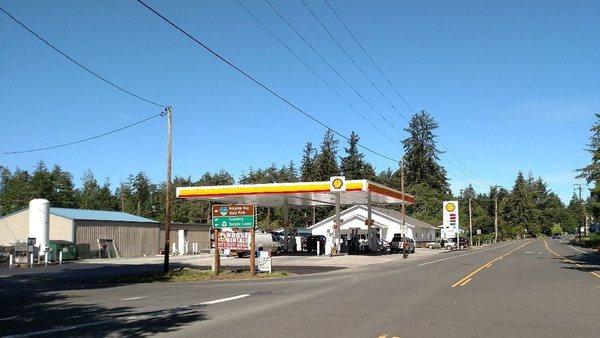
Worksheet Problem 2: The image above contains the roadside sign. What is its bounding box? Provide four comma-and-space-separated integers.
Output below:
257, 250, 272, 273
442, 201, 459, 239
217, 231, 251, 251
212, 204, 255, 229
476, 229, 482, 235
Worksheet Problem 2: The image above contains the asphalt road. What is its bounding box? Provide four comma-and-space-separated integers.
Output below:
1, 239, 599, 337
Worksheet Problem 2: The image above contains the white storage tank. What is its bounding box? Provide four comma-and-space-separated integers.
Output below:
28, 199, 50, 254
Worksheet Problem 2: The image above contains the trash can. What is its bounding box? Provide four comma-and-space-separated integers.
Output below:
48, 240, 77, 260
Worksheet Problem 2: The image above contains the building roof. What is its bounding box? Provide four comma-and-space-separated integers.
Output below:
49, 208, 158, 223
308, 205, 437, 230
373, 207, 437, 230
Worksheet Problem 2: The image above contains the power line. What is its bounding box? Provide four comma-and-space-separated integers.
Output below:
137, 0, 400, 164
321, 0, 497, 189
323, 0, 414, 113
3, 111, 164, 155
262, 0, 403, 135
234, 0, 400, 147
299, 0, 406, 120
0, 5, 165, 109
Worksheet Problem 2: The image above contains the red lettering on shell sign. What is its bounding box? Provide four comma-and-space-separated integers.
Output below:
212, 204, 255, 217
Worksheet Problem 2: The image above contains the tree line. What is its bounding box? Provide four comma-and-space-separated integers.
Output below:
1, 111, 589, 239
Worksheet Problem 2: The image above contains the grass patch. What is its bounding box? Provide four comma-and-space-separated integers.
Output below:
107, 267, 289, 284
571, 234, 600, 248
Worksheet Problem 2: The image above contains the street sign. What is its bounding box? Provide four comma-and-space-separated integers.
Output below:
212, 204, 255, 229
257, 250, 272, 273
217, 231, 251, 250
476, 229, 482, 235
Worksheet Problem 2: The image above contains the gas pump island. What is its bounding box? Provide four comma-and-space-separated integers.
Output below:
176, 176, 413, 256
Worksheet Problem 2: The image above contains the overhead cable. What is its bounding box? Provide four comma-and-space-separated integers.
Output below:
3, 111, 164, 154
0, 5, 165, 108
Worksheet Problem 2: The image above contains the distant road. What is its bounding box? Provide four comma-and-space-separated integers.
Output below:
1, 239, 599, 337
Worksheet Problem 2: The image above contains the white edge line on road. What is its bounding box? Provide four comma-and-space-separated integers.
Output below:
199, 294, 250, 305
121, 296, 146, 301
568, 245, 587, 254
4, 320, 114, 338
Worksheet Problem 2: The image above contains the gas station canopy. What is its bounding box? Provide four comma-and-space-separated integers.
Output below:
176, 179, 414, 207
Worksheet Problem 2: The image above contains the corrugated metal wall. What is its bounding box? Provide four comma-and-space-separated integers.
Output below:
75, 220, 160, 258
159, 229, 210, 252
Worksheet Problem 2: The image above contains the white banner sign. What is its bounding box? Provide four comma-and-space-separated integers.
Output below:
257, 251, 272, 273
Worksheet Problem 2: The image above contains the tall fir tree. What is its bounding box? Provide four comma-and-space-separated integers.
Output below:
300, 142, 318, 181
314, 129, 340, 180
340, 132, 375, 180
401, 111, 449, 193
577, 113, 600, 218
501, 172, 537, 235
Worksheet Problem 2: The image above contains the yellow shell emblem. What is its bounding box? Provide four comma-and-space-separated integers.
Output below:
445, 203, 456, 212
332, 178, 344, 189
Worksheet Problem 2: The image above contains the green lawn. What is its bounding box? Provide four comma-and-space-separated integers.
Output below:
107, 267, 289, 283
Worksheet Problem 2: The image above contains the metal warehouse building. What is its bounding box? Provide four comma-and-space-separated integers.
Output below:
0, 207, 160, 258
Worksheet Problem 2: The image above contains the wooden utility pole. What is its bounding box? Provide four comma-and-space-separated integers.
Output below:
469, 198, 473, 247
120, 182, 125, 211
494, 188, 498, 243
575, 184, 585, 242
163, 106, 173, 274
401, 158, 407, 259
250, 227, 256, 275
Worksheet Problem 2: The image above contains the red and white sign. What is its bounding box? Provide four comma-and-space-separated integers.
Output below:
217, 231, 251, 251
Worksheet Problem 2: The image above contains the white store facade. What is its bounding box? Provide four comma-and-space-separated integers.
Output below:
309, 205, 437, 254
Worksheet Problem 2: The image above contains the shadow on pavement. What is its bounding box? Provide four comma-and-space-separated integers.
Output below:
0, 263, 207, 337
556, 250, 600, 274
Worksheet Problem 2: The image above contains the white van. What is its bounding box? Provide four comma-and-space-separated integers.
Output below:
235, 232, 280, 258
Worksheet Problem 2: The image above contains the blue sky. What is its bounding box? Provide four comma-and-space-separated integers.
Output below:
0, 0, 598, 202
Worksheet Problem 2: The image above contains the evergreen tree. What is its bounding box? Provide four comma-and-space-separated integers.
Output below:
577, 113, 600, 218
401, 111, 449, 193
30, 161, 53, 200
501, 172, 536, 235
300, 142, 318, 181
78, 170, 102, 210
50, 165, 78, 208
340, 131, 370, 180
314, 129, 340, 180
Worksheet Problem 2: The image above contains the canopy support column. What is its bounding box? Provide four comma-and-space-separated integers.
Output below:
366, 191, 375, 251
283, 198, 290, 252
333, 192, 341, 255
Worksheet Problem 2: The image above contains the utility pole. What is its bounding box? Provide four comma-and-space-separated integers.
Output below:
494, 187, 498, 243
401, 158, 407, 259
469, 197, 473, 247
575, 184, 585, 242
163, 106, 173, 274
120, 182, 125, 212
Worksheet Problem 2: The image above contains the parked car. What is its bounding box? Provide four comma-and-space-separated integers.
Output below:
377, 239, 390, 253
235, 233, 280, 257
390, 233, 415, 254
551, 233, 561, 239
306, 235, 326, 254
444, 237, 469, 250
425, 241, 442, 249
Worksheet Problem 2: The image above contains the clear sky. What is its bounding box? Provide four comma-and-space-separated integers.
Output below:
1, 0, 598, 202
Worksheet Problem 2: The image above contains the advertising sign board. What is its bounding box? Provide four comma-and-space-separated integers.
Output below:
257, 250, 272, 273
217, 231, 251, 251
442, 201, 459, 240
212, 204, 255, 229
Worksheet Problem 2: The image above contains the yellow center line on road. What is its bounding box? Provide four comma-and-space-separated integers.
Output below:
543, 240, 600, 280
451, 241, 532, 288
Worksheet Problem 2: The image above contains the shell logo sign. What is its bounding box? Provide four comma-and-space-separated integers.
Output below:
445, 202, 456, 212
329, 176, 346, 192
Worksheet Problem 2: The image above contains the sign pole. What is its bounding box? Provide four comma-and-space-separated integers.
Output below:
163, 106, 173, 274
250, 226, 256, 275
213, 228, 220, 275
